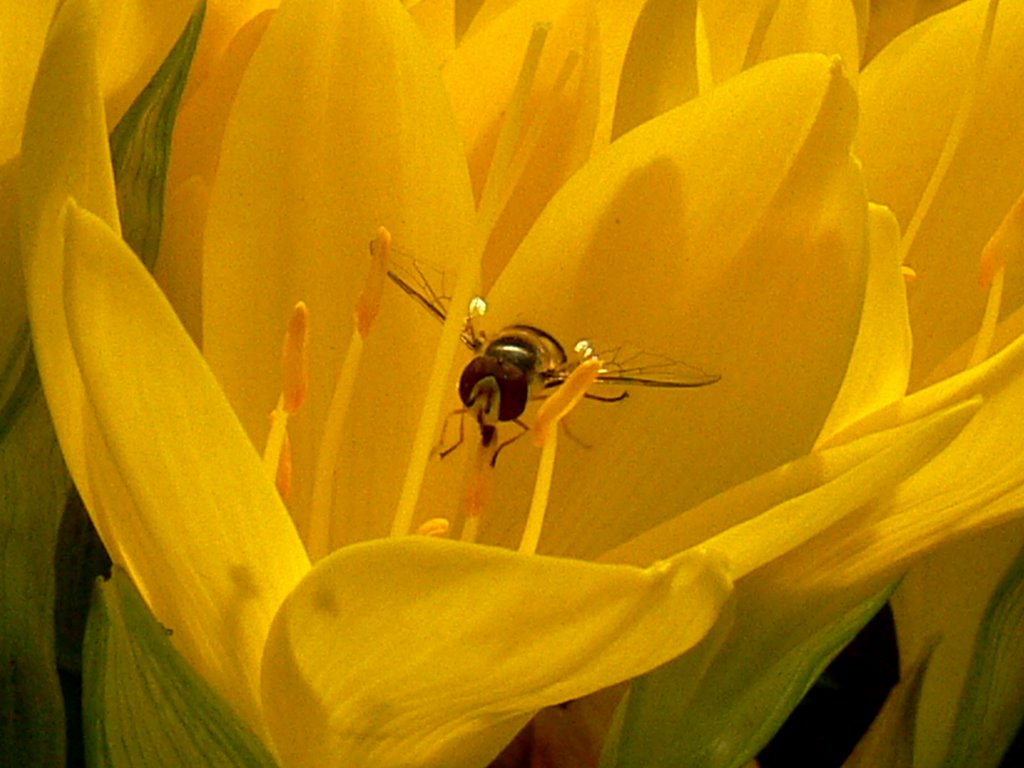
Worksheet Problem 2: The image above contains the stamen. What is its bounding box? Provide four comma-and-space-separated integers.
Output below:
462, 437, 498, 543
476, 23, 551, 235
282, 301, 309, 414
263, 301, 309, 495
532, 358, 602, 446
416, 517, 451, 538
969, 191, 1024, 367
357, 227, 389, 338
518, 358, 602, 555
308, 228, 391, 560
276, 429, 293, 501
489, 48, 580, 226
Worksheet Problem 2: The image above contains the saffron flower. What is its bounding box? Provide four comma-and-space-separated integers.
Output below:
8, 0, 1024, 766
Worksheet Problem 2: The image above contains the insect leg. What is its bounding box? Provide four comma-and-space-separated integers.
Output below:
584, 391, 629, 403
490, 419, 531, 467
437, 408, 467, 459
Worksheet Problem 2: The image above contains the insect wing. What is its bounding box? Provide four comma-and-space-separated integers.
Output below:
544, 343, 720, 389
374, 240, 453, 325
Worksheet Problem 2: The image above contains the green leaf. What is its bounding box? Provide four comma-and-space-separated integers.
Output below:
843, 639, 937, 768
602, 582, 897, 768
0, 326, 38, 443
0, 390, 71, 765
109, 0, 205, 270
942, 540, 1024, 768
82, 568, 279, 768
53, 490, 110, 671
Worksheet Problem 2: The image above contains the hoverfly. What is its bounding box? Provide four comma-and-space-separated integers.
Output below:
380, 244, 720, 462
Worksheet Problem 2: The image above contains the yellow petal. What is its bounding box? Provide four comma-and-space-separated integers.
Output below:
261, 537, 732, 768
155, 174, 209, 344
202, 0, 475, 543
610, 0, 700, 139
62, 200, 309, 731
601, 394, 978, 569
445, 54, 866, 557
771, 355, 1024, 597
862, 0, 962, 63
21, 0, 120, 515
816, 203, 911, 443
167, 8, 274, 193
858, 0, 1024, 385
187, 0, 279, 88
0, 0, 59, 162
756, 0, 860, 80
592, 0, 647, 144
700, 0, 859, 88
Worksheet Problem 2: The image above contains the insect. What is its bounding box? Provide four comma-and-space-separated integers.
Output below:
380, 244, 720, 462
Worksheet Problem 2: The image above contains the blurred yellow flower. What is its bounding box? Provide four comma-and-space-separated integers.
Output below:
13, 0, 1024, 766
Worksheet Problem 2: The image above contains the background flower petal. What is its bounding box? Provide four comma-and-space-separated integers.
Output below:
0, 0, 59, 164
817, 203, 912, 443
202, 0, 476, 546
858, 0, 1024, 386
602, 395, 977, 571
20, 0, 122, 515
62, 201, 309, 732
261, 537, 732, 768
699, 0, 860, 91
425, 54, 867, 557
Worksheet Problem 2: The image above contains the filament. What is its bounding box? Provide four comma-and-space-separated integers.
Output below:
308, 228, 389, 559
518, 359, 601, 555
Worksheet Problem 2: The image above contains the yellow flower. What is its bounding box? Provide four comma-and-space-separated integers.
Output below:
17, 0, 1024, 766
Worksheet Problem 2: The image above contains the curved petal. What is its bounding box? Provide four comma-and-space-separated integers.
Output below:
613, 0, 859, 140
700, 0, 859, 89
610, 0, 700, 139
187, 0, 279, 87
62, 200, 309, 731
776, 349, 1024, 598
756, 0, 860, 78
20, 0, 120, 514
0, 0, 59, 163
202, 0, 476, 544
858, 0, 1024, 385
602, 394, 978, 571
167, 8, 273, 193
261, 537, 732, 768
816, 203, 911, 443
427, 54, 867, 557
